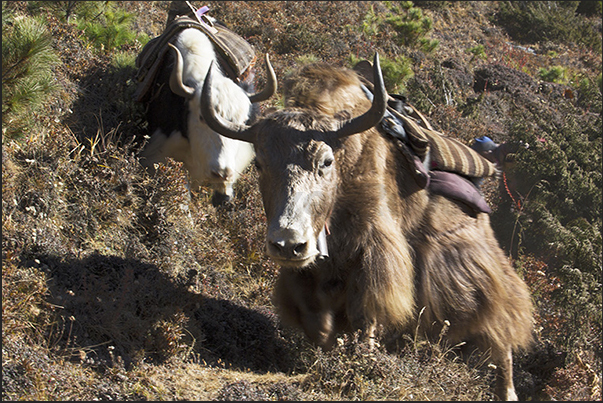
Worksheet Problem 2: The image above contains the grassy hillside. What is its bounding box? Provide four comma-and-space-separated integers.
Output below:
3, 1, 601, 400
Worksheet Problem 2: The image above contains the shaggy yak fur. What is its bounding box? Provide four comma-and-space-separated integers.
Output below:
200, 56, 534, 401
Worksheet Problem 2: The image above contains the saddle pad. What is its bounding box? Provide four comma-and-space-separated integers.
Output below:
353, 61, 498, 179
429, 170, 492, 214
134, 15, 256, 102
402, 106, 499, 178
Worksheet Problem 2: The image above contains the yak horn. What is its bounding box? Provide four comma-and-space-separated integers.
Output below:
247, 54, 277, 103
200, 60, 255, 143
335, 53, 387, 138
168, 43, 195, 99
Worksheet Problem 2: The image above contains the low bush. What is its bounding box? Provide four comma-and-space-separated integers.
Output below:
2, 2, 60, 140
494, 1, 602, 53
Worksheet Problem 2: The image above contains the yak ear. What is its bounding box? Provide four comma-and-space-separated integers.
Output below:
335, 53, 387, 139
168, 43, 195, 99
200, 61, 255, 143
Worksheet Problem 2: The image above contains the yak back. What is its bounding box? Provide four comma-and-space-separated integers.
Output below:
135, 14, 256, 104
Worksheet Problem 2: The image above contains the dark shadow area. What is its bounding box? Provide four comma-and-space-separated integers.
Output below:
63, 56, 148, 148
514, 341, 568, 401
29, 253, 299, 374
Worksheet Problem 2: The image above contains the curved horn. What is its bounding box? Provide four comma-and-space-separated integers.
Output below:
168, 43, 195, 99
247, 53, 278, 103
200, 60, 255, 143
335, 53, 388, 138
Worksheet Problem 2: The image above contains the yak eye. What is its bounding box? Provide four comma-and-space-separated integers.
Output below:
315, 146, 334, 174
318, 156, 334, 174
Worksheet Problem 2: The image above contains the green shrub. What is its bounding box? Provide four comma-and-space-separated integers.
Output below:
2, 2, 60, 140
494, 1, 602, 53
348, 53, 414, 94
28, 1, 143, 53
384, 1, 439, 53
500, 113, 602, 350
76, 3, 137, 52
26, 1, 104, 23
539, 65, 567, 83
356, 1, 439, 53
467, 44, 487, 62
360, 4, 381, 37
379, 54, 415, 94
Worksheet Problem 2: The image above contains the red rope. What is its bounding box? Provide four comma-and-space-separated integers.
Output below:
503, 172, 521, 210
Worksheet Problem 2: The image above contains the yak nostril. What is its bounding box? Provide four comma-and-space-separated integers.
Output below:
271, 240, 285, 252
269, 239, 307, 259
292, 242, 307, 256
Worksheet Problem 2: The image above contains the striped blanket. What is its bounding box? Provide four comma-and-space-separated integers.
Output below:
354, 60, 499, 180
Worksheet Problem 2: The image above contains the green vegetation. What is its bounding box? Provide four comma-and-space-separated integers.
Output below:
360, 4, 381, 37
383, 0, 439, 53
76, 4, 140, 51
358, 1, 439, 53
2, 2, 60, 140
501, 110, 602, 350
27, 1, 106, 23
28, 1, 148, 52
539, 65, 568, 83
348, 53, 414, 94
467, 44, 487, 62
494, 1, 602, 53
353, 1, 437, 93
379, 54, 414, 94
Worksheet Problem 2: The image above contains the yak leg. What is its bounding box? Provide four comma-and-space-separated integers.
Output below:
494, 346, 518, 401
362, 318, 378, 349
346, 288, 379, 349
274, 268, 341, 350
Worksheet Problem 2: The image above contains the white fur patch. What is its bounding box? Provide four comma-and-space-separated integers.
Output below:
141, 28, 255, 197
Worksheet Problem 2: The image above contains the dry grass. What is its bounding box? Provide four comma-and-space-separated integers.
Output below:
3, 1, 601, 401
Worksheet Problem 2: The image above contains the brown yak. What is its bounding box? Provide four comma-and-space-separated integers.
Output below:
200, 54, 534, 401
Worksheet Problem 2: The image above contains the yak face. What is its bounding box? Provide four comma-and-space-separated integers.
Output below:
253, 113, 341, 268
184, 80, 255, 201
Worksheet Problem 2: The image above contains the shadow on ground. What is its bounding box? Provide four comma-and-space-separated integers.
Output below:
64, 59, 147, 147
30, 253, 299, 374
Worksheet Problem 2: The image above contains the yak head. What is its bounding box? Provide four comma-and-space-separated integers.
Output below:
200, 54, 387, 267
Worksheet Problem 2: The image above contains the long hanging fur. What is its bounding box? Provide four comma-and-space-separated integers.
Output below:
251, 62, 533, 401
